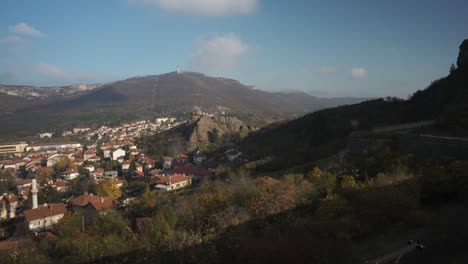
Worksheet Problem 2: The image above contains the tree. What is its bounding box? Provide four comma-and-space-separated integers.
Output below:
450, 63, 457, 74
340, 175, 358, 191
105, 161, 119, 171
54, 157, 75, 175
249, 176, 297, 217
96, 178, 122, 198
129, 160, 137, 172
146, 207, 177, 249
36, 166, 54, 184
0, 169, 16, 193
307, 167, 337, 197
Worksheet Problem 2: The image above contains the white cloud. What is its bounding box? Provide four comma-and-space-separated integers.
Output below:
0, 35, 24, 44
190, 33, 249, 71
319, 66, 337, 74
37, 63, 68, 78
9, 22, 44, 37
130, 0, 257, 16
351, 67, 368, 79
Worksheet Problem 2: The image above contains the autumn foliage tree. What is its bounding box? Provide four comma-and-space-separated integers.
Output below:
97, 178, 122, 198
36, 166, 54, 183
54, 157, 76, 176
249, 176, 297, 217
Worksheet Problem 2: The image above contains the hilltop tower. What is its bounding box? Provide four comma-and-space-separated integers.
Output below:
177, 65, 181, 74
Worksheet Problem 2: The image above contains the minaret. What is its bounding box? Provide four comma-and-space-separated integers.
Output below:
32, 179, 38, 209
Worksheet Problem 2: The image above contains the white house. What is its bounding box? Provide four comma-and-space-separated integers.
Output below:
83, 150, 96, 161
112, 149, 126, 161
162, 156, 173, 169
122, 160, 131, 171
38, 133, 53, 139
104, 171, 118, 179
73, 127, 90, 134
62, 168, 79, 180
23, 203, 67, 232
0, 194, 20, 220
84, 165, 95, 173
153, 174, 192, 192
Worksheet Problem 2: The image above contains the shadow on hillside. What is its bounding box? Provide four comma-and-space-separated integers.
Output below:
91, 207, 359, 264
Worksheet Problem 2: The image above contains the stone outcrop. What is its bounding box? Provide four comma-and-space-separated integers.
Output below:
457, 39, 468, 69
187, 113, 254, 150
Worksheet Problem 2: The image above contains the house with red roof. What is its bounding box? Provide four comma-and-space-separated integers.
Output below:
122, 160, 131, 171
23, 203, 67, 232
71, 193, 119, 213
152, 174, 192, 192
62, 168, 79, 180
169, 165, 212, 180
52, 180, 71, 193
162, 156, 173, 169
0, 194, 21, 219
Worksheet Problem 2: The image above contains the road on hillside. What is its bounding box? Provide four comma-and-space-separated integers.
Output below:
365, 242, 423, 264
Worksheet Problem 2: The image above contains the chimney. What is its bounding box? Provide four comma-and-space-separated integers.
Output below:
32, 179, 38, 209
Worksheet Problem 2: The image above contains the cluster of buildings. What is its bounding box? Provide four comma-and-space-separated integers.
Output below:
0, 117, 215, 235
8, 179, 119, 232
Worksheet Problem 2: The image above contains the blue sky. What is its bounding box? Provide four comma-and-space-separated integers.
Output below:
1, 0, 467, 97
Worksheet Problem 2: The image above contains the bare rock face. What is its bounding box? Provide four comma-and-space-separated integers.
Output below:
187, 113, 254, 150
457, 39, 468, 69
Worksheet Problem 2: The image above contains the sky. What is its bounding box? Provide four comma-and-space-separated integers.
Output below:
1, 0, 467, 98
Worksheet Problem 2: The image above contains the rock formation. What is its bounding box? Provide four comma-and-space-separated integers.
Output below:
186, 112, 255, 150
457, 39, 468, 70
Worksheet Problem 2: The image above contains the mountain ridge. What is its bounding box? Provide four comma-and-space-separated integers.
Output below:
0, 72, 368, 138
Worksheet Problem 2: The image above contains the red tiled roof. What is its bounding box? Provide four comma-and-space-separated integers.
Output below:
153, 174, 191, 185
17, 179, 33, 186
89, 197, 119, 212
53, 180, 70, 187
170, 165, 211, 177
23, 203, 67, 222
178, 154, 189, 159
62, 168, 78, 175
71, 193, 100, 207
19, 186, 31, 197
0, 194, 20, 205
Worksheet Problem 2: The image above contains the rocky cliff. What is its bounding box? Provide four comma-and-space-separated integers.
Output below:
186, 113, 255, 150
457, 39, 468, 70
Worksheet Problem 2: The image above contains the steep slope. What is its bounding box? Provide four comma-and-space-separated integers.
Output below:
239, 39, 468, 169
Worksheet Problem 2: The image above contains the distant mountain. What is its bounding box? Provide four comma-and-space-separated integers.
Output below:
0, 83, 104, 109
238, 39, 468, 170
0, 72, 367, 137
